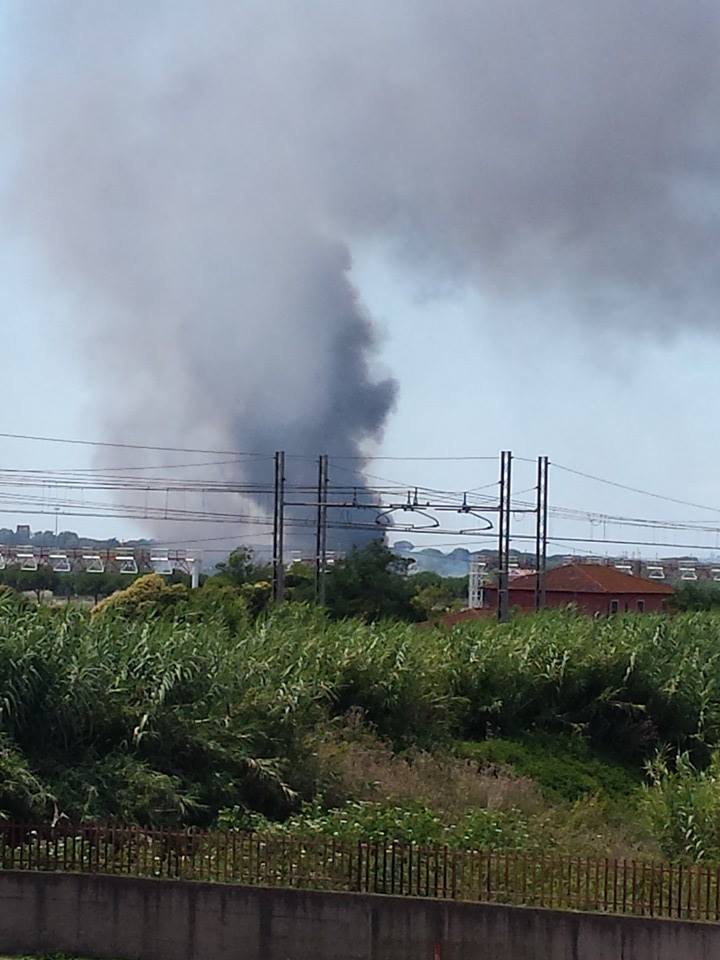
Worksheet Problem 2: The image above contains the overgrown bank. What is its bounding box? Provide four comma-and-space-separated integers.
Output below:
2, 588, 720, 862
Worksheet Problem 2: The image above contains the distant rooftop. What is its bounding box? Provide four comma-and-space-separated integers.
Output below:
502, 563, 673, 595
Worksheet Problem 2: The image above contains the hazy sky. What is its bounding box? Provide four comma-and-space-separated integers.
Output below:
2, 2, 720, 560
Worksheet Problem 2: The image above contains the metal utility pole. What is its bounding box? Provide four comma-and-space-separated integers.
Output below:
314, 453, 329, 604
497, 450, 512, 623
534, 456, 549, 612
272, 450, 286, 603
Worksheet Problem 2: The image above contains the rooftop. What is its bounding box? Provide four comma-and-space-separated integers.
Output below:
503, 563, 673, 595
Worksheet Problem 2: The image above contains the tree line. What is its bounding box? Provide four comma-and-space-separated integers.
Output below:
212, 540, 467, 621
0, 540, 468, 622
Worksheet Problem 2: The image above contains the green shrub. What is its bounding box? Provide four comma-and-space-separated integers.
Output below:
455, 734, 640, 802
448, 807, 539, 851
220, 798, 540, 851
220, 799, 445, 844
92, 573, 187, 619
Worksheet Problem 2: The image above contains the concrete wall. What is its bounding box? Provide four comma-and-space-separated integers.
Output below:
1, 870, 719, 960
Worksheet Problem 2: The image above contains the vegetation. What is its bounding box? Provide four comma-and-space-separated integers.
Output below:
454, 734, 640, 803
92, 573, 188, 619
322, 540, 421, 622
641, 751, 720, 861
670, 581, 720, 611
3, 544, 720, 863
0, 540, 464, 621
0, 566, 189, 604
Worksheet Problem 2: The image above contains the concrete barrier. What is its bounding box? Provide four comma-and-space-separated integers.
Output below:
0, 870, 719, 960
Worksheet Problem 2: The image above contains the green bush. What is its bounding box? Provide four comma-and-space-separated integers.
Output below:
220, 798, 538, 851
447, 807, 539, 851
92, 573, 187, 619
455, 734, 640, 802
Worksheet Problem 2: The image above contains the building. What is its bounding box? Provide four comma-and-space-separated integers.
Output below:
553, 556, 720, 585
481, 563, 673, 617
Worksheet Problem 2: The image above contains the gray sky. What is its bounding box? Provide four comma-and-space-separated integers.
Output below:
2, 2, 720, 559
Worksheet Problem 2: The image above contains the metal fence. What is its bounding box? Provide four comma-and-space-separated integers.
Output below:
1, 822, 719, 922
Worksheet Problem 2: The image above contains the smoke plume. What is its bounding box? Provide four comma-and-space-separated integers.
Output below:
4, 1, 720, 541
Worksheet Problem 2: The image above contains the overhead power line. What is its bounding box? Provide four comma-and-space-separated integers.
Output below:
4, 439, 720, 560
553, 462, 720, 515
0, 430, 499, 462
0, 459, 251, 474
0, 431, 271, 458
0, 433, 716, 510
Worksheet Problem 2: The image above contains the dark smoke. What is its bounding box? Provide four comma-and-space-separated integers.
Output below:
4, 1, 720, 542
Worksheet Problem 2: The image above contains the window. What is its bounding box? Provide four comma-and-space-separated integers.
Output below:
609, 599, 619, 614
637, 599, 645, 612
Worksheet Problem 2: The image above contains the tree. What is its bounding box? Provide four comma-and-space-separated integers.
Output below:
412, 582, 456, 619
66, 571, 129, 604
214, 547, 271, 586
285, 562, 315, 604
239, 580, 273, 617
0, 565, 59, 601
409, 571, 468, 620
92, 573, 188, 619
410, 571, 468, 597
191, 578, 251, 630
670, 582, 720, 611
324, 540, 420, 622
27, 565, 60, 601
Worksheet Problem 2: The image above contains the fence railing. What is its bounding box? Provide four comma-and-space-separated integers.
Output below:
0, 822, 718, 922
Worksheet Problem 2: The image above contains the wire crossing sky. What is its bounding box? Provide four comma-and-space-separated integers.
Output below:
0, 431, 719, 561
3, 2, 720, 545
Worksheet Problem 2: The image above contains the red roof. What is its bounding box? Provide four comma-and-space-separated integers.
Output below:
503, 563, 673, 595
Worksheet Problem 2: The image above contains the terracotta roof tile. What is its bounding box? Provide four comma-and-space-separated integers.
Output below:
506, 563, 673, 595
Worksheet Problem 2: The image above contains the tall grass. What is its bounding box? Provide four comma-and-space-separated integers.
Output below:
2, 591, 720, 833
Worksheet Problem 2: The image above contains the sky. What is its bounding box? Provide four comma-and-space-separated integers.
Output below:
2, 2, 720, 561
